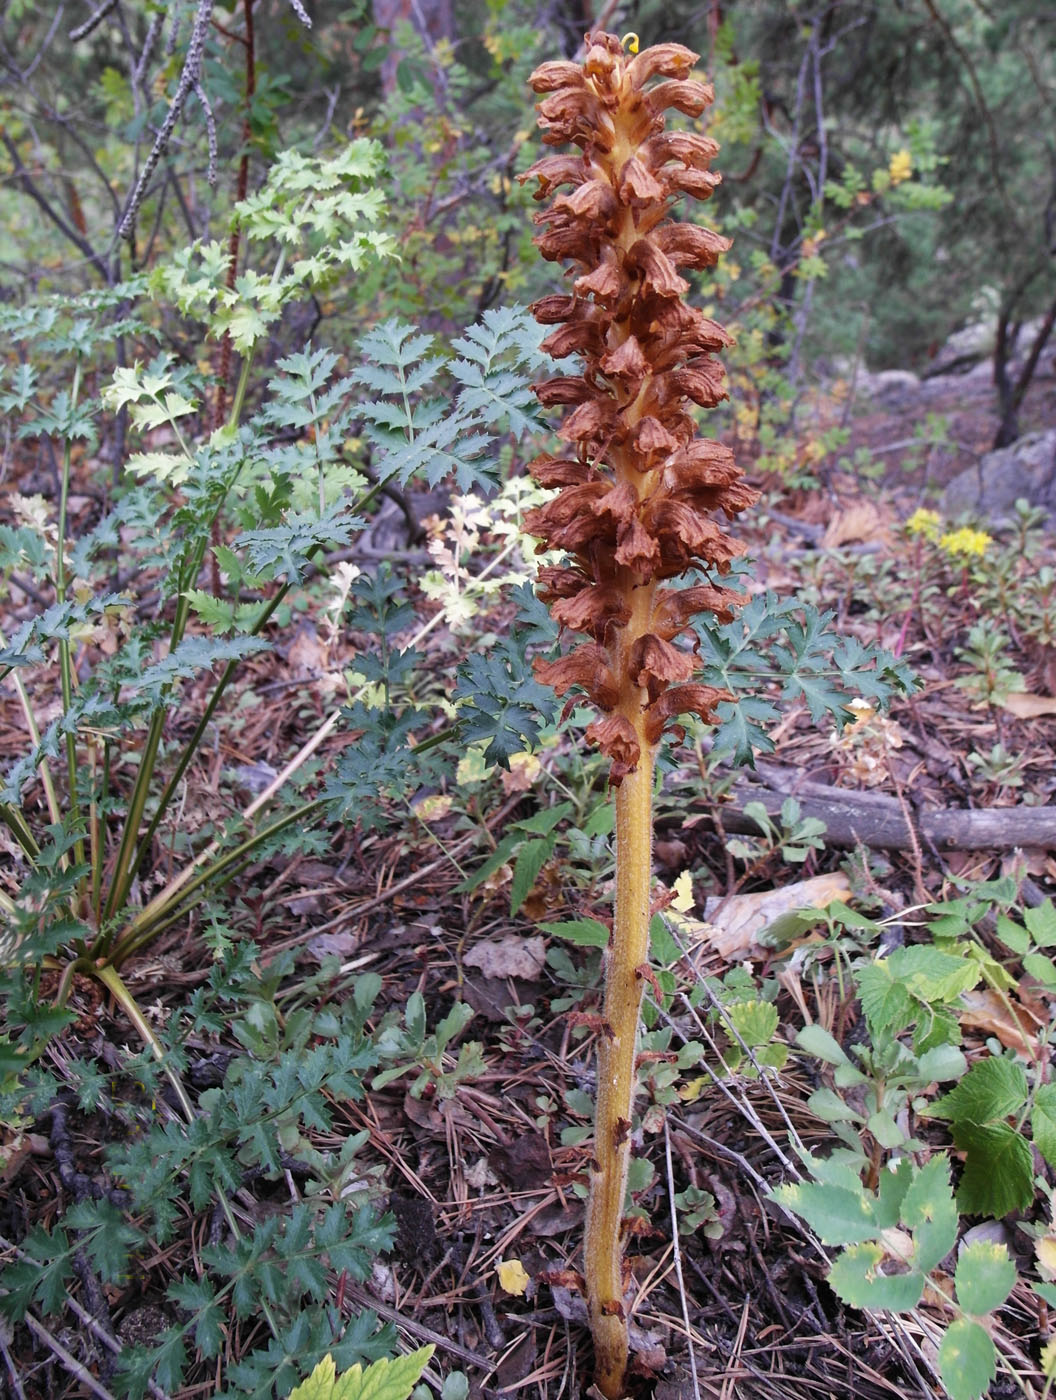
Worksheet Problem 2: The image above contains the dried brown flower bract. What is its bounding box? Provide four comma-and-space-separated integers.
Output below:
584, 713, 641, 783
643, 681, 732, 744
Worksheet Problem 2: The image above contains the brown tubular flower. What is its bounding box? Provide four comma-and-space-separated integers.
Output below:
519, 32, 759, 1400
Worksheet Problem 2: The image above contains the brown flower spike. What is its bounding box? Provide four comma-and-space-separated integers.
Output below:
520, 33, 758, 1398
523, 34, 756, 784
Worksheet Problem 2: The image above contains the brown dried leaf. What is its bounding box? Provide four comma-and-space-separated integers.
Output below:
287, 624, 327, 675
464, 935, 546, 981
958, 987, 1043, 1057
489, 1131, 552, 1189
998, 691, 1056, 718
686, 872, 853, 960
821, 501, 890, 549
1, 1131, 47, 1184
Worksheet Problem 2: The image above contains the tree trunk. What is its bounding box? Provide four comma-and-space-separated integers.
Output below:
993, 287, 1056, 450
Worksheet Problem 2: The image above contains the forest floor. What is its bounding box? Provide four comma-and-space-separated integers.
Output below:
3, 357, 1055, 1400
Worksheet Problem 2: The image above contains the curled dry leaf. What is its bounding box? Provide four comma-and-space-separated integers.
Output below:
821, 501, 891, 549
671, 871, 853, 961
958, 986, 1043, 1058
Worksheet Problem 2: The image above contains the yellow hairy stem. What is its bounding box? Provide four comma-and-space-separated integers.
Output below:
586, 724, 655, 1392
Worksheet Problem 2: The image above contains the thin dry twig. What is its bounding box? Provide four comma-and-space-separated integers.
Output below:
664, 1120, 702, 1400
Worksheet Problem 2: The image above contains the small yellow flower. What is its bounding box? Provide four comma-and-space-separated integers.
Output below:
939, 526, 991, 559
905, 508, 942, 540
888, 149, 912, 185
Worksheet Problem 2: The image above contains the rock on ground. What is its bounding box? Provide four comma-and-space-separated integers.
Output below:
940, 428, 1056, 524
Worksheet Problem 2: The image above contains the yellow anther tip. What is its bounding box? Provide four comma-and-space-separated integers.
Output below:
621, 32, 640, 53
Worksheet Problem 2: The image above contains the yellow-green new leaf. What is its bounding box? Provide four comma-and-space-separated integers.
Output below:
126, 450, 193, 485
285, 1347, 434, 1400
213, 302, 274, 355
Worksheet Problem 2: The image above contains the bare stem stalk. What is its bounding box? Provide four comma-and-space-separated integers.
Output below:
586, 728, 655, 1395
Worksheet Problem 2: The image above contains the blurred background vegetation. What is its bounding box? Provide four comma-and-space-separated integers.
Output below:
0, 0, 1053, 447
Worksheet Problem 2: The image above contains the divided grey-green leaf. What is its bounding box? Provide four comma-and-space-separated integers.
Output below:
771, 1182, 879, 1244
899, 1154, 957, 1272
827, 1242, 924, 1311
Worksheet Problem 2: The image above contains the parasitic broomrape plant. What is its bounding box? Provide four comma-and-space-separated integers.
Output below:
520, 31, 758, 1398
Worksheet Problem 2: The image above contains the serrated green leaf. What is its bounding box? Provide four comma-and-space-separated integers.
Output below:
726, 1001, 779, 1048
899, 944, 983, 1001
929, 1057, 1027, 1125
827, 1241, 924, 1311
1033, 1084, 1056, 1168
1025, 900, 1056, 948
512, 801, 574, 836
510, 838, 554, 916
581, 800, 615, 838
826, 900, 882, 932
771, 1181, 879, 1244
1023, 952, 1056, 987
900, 1154, 958, 1272
953, 1122, 1034, 1216
994, 914, 1030, 955
649, 914, 680, 966
954, 1241, 1016, 1315
625, 1155, 655, 1195
938, 1320, 996, 1400
538, 918, 609, 948
453, 832, 521, 893
854, 960, 914, 1034
284, 1346, 434, 1400
755, 1043, 788, 1070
